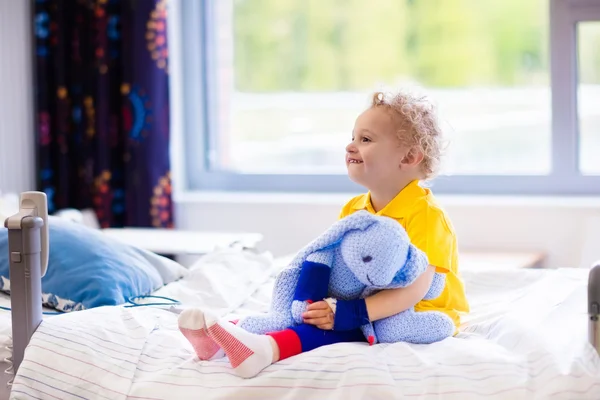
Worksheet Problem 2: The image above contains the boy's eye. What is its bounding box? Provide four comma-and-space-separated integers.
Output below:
361, 137, 371, 142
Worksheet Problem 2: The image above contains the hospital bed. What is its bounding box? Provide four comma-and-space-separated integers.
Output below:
3, 192, 600, 399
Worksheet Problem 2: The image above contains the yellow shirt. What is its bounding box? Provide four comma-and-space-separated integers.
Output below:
338, 180, 469, 329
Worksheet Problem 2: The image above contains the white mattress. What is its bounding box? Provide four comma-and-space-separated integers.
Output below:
8, 249, 600, 400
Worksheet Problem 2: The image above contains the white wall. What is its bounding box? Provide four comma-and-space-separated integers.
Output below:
174, 192, 600, 269
0, 0, 35, 194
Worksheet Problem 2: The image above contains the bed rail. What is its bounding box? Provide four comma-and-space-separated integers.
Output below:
3, 192, 48, 376
588, 262, 600, 355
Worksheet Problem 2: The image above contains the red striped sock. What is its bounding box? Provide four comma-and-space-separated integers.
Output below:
205, 312, 273, 379
178, 308, 225, 360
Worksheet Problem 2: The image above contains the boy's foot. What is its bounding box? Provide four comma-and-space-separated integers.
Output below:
178, 308, 225, 361
205, 311, 274, 378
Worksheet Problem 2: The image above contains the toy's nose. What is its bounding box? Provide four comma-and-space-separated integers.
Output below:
362, 256, 372, 263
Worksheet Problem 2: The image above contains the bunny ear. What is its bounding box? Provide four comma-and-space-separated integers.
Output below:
290, 211, 379, 268
313, 210, 379, 251
389, 244, 429, 287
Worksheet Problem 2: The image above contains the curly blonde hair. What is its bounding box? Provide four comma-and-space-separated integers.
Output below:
371, 90, 446, 180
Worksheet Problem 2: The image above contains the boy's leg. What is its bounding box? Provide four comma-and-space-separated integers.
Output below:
205, 316, 366, 379
267, 324, 366, 360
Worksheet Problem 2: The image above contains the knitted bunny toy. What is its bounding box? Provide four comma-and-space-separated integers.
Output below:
238, 210, 454, 345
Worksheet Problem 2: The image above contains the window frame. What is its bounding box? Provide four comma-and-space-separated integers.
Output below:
177, 0, 600, 195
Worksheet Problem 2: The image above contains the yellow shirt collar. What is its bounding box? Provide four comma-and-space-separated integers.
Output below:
351, 180, 427, 218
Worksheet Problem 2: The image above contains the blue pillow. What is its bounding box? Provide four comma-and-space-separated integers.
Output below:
0, 216, 187, 312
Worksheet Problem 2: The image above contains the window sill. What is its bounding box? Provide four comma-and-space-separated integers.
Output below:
174, 190, 600, 209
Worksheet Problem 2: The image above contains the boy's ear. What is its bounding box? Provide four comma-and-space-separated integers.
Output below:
400, 148, 424, 167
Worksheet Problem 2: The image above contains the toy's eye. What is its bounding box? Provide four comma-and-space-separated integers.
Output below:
362, 256, 372, 263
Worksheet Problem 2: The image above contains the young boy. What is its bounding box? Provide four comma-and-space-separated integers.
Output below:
178, 89, 470, 378
303, 91, 469, 332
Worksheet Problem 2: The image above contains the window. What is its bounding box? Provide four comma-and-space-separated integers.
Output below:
577, 21, 600, 175
175, 0, 600, 194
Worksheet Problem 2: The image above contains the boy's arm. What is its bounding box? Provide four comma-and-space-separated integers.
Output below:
364, 265, 435, 321
303, 266, 436, 329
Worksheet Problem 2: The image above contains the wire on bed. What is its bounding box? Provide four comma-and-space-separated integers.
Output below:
0, 294, 180, 315
0, 306, 61, 315
124, 295, 180, 307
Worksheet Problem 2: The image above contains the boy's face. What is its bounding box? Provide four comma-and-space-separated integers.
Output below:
346, 107, 409, 190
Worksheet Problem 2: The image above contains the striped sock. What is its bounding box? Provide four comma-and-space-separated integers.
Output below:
178, 308, 225, 361
205, 311, 273, 378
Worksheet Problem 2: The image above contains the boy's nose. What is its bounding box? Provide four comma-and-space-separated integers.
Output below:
346, 142, 357, 153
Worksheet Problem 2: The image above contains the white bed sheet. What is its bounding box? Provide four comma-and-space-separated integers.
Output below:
8, 249, 600, 400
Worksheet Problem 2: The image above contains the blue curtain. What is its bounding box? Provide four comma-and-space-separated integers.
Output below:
34, 0, 172, 228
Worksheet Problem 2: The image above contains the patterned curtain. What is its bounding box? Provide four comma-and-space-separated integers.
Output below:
33, 0, 172, 228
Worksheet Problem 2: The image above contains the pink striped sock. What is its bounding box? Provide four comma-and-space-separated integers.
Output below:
205, 311, 273, 378
178, 308, 225, 361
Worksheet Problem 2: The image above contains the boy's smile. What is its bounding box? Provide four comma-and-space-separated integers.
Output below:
346, 156, 363, 164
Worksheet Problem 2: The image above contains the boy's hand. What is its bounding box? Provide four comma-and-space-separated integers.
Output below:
302, 301, 334, 330
291, 300, 309, 324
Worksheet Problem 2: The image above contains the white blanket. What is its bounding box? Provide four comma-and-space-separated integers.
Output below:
8, 250, 600, 399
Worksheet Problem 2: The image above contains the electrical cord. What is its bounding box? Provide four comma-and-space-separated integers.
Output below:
123, 295, 180, 307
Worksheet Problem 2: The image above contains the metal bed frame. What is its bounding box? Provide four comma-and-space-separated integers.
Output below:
2, 191, 600, 399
